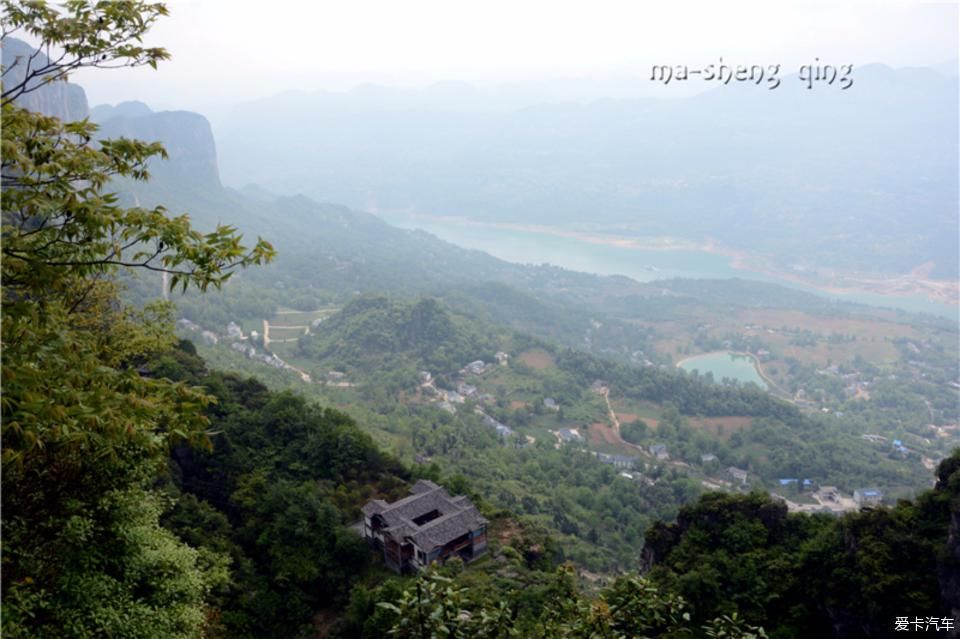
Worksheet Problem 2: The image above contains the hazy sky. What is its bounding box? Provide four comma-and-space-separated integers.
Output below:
65, 0, 959, 110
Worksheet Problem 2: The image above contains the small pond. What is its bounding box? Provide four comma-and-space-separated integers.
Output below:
678, 352, 768, 390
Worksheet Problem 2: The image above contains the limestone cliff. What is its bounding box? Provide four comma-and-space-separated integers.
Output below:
2, 37, 89, 121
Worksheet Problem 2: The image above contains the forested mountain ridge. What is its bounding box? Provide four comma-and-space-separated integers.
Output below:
113, 341, 960, 638
85, 76, 944, 328
640, 456, 960, 638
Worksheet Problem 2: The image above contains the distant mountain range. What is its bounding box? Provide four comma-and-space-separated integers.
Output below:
208, 64, 958, 279
6, 36, 955, 280
7, 35, 953, 314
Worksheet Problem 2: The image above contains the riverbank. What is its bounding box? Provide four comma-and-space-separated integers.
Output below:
387, 212, 959, 310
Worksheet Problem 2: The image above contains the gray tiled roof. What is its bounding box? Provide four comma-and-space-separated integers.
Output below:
364, 480, 487, 551
410, 479, 439, 494
410, 507, 486, 550
361, 499, 388, 517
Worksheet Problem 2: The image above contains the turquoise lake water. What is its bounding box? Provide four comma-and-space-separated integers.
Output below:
678, 352, 768, 389
379, 213, 958, 320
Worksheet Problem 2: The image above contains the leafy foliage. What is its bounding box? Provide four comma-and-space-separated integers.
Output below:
1, 0, 170, 106
1, 3, 271, 636
375, 567, 768, 639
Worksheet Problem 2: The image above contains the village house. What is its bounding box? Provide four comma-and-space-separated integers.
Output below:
543, 397, 559, 411
226, 321, 244, 340
817, 486, 841, 502
255, 352, 285, 369
230, 342, 255, 357
595, 452, 637, 469
361, 480, 488, 573
176, 318, 200, 332
650, 444, 669, 460
854, 488, 883, 508
494, 351, 509, 365
457, 382, 478, 398
464, 360, 486, 375
557, 428, 584, 444
482, 414, 514, 438
443, 390, 465, 404
727, 466, 749, 484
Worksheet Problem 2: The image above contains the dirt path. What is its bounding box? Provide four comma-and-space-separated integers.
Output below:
603, 389, 621, 433
283, 363, 312, 383
600, 389, 647, 455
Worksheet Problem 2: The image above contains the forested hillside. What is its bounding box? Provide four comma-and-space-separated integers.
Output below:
354, 452, 960, 639
150, 343, 410, 637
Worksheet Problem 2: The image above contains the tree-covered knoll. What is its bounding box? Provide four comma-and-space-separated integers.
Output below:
296, 295, 504, 381
643, 452, 960, 638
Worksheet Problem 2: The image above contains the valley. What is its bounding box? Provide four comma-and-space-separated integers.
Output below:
178, 281, 955, 569
4, 10, 957, 636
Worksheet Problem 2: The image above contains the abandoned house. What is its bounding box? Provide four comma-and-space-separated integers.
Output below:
361, 480, 488, 573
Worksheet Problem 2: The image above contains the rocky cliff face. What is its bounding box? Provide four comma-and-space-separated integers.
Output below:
2, 37, 89, 121
3, 37, 222, 191
96, 110, 222, 189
